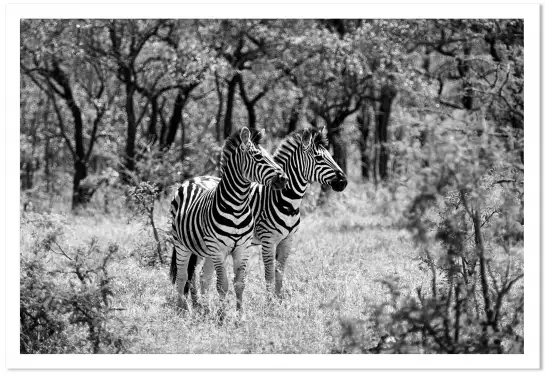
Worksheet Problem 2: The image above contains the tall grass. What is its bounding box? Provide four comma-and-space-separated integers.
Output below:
20, 172, 522, 353
21, 181, 428, 353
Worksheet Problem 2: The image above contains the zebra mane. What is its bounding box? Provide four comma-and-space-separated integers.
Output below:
277, 128, 328, 153
220, 128, 263, 174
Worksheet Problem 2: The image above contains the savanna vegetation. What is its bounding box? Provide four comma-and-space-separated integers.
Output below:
20, 19, 524, 354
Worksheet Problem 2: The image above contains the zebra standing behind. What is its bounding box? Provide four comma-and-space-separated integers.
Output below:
190, 128, 347, 299
169, 127, 288, 318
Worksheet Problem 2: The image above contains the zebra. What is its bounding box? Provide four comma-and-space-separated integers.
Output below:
187, 127, 347, 299
169, 127, 288, 317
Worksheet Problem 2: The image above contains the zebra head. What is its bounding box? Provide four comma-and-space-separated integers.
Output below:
237, 127, 288, 190
297, 128, 348, 192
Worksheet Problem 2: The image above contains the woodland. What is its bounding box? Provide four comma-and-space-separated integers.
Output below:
20, 19, 524, 354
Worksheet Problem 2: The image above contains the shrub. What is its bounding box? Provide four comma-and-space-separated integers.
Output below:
20, 213, 126, 353
126, 182, 167, 265
334, 112, 524, 354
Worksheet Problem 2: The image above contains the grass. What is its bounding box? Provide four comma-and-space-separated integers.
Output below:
18, 181, 455, 353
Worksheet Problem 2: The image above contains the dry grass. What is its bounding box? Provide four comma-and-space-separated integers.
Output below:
19, 182, 434, 353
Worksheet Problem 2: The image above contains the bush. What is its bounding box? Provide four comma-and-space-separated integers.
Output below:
20, 213, 126, 353
335, 112, 524, 354
126, 182, 167, 265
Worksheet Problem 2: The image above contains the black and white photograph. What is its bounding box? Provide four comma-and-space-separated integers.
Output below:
6, 1, 540, 370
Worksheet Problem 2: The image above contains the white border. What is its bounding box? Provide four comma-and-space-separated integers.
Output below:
6, 1, 540, 370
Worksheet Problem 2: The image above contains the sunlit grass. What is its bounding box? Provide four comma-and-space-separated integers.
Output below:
21, 182, 432, 353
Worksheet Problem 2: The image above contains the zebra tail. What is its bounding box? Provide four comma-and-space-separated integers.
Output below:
169, 247, 177, 285
184, 254, 198, 295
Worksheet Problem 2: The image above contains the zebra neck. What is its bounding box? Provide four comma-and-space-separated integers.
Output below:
273, 149, 308, 211
274, 168, 308, 213
274, 182, 307, 213
214, 175, 252, 215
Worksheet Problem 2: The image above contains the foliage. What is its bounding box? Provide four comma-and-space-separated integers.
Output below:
126, 182, 166, 265
20, 213, 126, 353
20, 19, 525, 355
335, 112, 524, 354
20, 19, 524, 204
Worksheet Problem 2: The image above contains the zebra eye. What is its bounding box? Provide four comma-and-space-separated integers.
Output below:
315, 153, 324, 161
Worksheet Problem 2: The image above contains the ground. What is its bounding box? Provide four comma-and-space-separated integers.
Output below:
24, 178, 525, 354
22, 181, 430, 354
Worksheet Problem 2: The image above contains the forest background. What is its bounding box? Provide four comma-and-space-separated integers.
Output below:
15, 17, 531, 357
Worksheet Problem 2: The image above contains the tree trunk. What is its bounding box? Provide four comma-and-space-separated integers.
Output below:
357, 103, 373, 181
147, 96, 158, 143
237, 74, 258, 130
286, 96, 302, 135
325, 119, 347, 174
246, 103, 257, 130
331, 131, 347, 174
22, 162, 33, 190
159, 99, 168, 146
22, 113, 36, 190
45, 136, 50, 193
375, 83, 397, 181
55, 64, 89, 208
459, 45, 473, 110
224, 74, 240, 138
163, 90, 185, 149
123, 81, 137, 183
180, 114, 186, 163
72, 159, 88, 210
214, 72, 224, 142
391, 125, 405, 176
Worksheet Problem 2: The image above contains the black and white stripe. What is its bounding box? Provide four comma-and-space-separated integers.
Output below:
194, 128, 347, 298
169, 127, 287, 316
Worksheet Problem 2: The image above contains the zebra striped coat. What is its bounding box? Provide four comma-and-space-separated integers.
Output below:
169, 127, 287, 315
191, 128, 347, 297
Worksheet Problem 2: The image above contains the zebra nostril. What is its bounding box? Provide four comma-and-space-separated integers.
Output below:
275, 171, 287, 181
271, 172, 288, 190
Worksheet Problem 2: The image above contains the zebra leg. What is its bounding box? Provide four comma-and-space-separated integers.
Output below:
200, 258, 215, 295
173, 245, 192, 310
261, 241, 276, 296
275, 236, 294, 297
212, 256, 229, 321
232, 247, 250, 313
190, 256, 205, 308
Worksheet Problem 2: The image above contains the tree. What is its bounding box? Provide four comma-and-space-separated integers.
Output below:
21, 20, 112, 209
85, 20, 209, 182
205, 20, 311, 137
296, 23, 370, 174
400, 19, 524, 164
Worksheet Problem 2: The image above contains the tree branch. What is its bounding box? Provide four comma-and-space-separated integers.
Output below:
50, 96, 76, 159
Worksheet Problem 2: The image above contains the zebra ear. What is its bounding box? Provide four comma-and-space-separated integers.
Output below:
240, 127, 251, 145
301, 128, 312, 149
319, 126, 327, 138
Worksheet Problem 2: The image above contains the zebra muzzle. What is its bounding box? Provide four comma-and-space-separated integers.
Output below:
271, 172, 288, 190
330, 171, 348, 192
